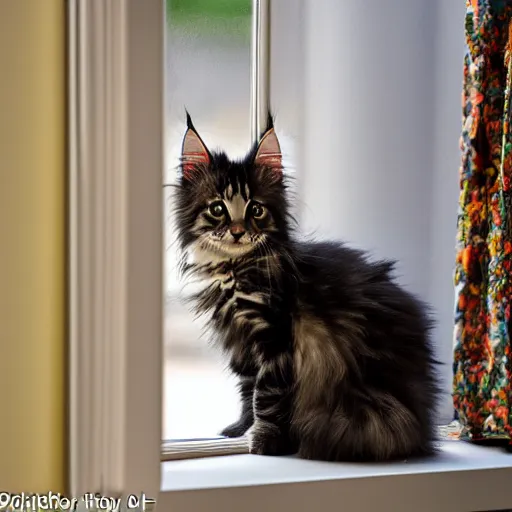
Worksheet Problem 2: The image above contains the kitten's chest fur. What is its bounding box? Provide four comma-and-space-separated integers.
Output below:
191, 255, 279, 349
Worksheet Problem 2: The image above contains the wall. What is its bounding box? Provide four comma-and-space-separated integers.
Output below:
428, 0, 467, 422
0, 0, 66, 491
299, 0, 466, 422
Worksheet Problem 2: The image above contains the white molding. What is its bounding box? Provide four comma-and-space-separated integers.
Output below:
159, 442, 512, 512
68, 0, 163, 499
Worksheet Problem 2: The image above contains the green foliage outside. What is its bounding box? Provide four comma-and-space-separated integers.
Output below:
166, 0, 251, 39
168, 0, 250, 19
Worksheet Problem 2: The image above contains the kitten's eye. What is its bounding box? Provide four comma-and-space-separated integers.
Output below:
208, 201, 225, 218
251, 203, 265, 219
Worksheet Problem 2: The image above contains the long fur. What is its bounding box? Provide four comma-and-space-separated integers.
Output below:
174, 114, 440, 462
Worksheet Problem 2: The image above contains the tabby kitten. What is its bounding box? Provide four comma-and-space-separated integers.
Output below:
174, 113, 439, 461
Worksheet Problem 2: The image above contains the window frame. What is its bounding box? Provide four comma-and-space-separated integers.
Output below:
68, 0, 163, 500
69, 0, 512, 510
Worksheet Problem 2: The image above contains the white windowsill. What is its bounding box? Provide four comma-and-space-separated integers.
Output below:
158, 441, 512, 512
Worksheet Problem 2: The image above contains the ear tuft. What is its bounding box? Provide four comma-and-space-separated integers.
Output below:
185, 110, 194, 129
265, 111, 274, 132
254, 128, 282, 177
181, 118, 211, 180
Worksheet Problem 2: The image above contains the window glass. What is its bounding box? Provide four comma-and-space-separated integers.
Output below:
164, 0, 252, 440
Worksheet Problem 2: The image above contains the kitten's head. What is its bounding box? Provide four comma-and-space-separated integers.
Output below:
175, 112, 290, 263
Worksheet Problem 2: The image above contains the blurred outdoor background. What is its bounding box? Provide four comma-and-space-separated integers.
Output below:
163, 0, 466, 441
163, 0, 252, 440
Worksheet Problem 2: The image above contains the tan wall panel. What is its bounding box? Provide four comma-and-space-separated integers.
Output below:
0, 0, 66, 492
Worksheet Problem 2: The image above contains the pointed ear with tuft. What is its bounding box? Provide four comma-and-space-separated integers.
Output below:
180, 114, 211, 180
254, 127, 283, 179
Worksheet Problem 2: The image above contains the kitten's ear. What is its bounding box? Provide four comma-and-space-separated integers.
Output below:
254, 126, 283, 178
180, 112, 211, 180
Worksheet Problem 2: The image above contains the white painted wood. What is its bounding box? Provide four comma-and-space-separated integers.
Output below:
68, 0, 163, 499
159, 442, 512, 512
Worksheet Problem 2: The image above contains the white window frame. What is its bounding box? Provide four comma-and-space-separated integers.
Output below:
68, 0, 163, 500
69, 0, 512, 510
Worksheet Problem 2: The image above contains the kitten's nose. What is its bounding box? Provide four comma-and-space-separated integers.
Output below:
230, 223, 245, 241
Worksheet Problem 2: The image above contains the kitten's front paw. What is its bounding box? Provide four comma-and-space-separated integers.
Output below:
220, 419, 252, 438
248, 422, 294, 456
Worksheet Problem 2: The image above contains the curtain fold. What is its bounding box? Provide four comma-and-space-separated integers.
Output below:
453, 0, 512, 443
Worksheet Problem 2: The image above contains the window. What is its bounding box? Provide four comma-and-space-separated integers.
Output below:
162, 0, 458, 453
163, 0, 307, 447
163, 0, 253, 441
162, 0, 304, 450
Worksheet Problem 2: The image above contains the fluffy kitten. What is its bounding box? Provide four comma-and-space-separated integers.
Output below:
174, 112, 439, 461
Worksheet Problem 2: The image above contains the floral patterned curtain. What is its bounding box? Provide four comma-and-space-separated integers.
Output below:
453, 0, 512, 443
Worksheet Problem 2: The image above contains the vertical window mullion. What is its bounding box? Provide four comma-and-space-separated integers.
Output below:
251, 0, 271, 142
